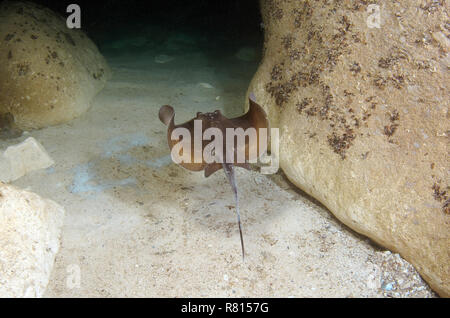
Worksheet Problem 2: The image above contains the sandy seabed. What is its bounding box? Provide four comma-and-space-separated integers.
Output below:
5, 36, 436, 297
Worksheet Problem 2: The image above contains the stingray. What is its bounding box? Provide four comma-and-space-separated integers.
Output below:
159, 93, 269, 260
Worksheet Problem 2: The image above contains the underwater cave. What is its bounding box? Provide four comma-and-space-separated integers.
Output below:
0, 0, 447, 299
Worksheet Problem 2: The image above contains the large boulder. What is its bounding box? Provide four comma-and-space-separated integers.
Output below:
248, 0, 449, 296
0, 1, 111, 130
0, 183, 65, 297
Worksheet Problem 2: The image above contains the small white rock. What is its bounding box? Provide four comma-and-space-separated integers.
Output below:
0, 137, 54, 182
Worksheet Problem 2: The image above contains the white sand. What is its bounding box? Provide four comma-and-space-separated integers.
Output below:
4, 42, 435, 297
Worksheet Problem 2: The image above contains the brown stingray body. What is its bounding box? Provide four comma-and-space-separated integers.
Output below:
159, 94, 269, 260
159, 94, 269, 177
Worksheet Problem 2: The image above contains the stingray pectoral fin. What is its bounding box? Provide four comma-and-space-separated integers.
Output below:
204, 163, 222, 177
159, 105, 175, 126
248, 96, 269, 130
230, 95, 269, 163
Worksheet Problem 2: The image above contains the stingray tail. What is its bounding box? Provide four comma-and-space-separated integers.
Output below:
222, 163, 245, 261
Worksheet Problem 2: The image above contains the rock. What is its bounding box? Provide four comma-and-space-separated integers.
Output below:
0, 1, 111, 130
0, 137, 54, 182
0, 183, 65, 297
247, 0, 449, 296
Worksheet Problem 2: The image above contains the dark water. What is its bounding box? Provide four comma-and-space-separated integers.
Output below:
16, 0, 264, 58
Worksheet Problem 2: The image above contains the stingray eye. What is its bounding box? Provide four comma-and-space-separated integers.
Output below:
214, 110, 219, 115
